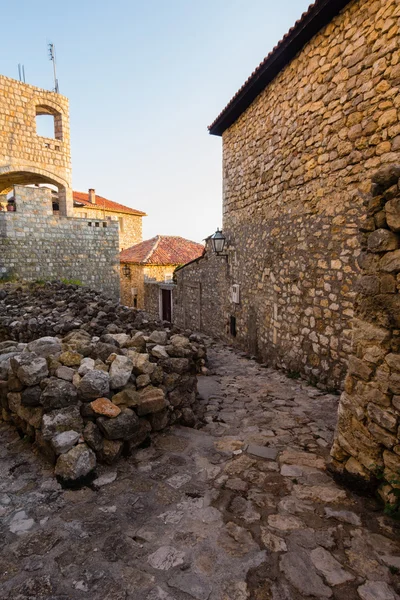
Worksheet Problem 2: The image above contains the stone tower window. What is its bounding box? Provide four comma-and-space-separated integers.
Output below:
35, 105, 63, 140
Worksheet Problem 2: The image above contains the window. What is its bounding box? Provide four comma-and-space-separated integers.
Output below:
35, 105, 63, 140
118, 217, 124, 233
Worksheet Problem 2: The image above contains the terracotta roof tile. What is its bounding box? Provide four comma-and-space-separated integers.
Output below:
120, 235, 205, 266
73, 191, 146, 216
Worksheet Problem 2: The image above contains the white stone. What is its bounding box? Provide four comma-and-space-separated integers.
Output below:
147, 546, 185, 570
9, 510, 35, 534
357, 581, 399, 600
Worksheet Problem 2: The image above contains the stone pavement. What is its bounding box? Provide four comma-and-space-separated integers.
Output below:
1, 341, 400, 600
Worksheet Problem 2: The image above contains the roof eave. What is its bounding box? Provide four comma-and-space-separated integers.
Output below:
208, 0, 352, 137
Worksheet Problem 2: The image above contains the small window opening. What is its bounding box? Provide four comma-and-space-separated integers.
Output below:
230, 316, 237, 337
95, 222, 100, 227
103, 222, 107, 228
133, 295, 138, 308
118, 217, 124, 233
35, 105, 63, 140
88, 222, 92, 227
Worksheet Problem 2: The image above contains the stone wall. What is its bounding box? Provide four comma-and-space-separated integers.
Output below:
0, 186, 120, 299
120, 264, 144, 307
176, 0, 400, 388
74, 205, 143, 251
0, 74, 72, 215
331, 165, 400, 503
120, 264, 177, 309
174, 241, 230, 337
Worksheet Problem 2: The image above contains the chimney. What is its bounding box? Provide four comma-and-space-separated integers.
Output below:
88, 188, 96, 204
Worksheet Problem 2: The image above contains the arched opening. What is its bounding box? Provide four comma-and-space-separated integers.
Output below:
35, 105, 63, 141
0, 170, 70, 216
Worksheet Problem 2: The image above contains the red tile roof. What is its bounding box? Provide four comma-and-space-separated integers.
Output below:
120, 235, 205, 266
208, 0, 352, 136
73, 191, 146, 216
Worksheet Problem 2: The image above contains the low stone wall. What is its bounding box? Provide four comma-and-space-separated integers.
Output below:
331, 165, 400, 504
0, 329, 206, 484
0, 186, 120, 299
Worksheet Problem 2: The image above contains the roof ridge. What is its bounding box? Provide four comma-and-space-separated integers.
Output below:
144, 235, 161, 263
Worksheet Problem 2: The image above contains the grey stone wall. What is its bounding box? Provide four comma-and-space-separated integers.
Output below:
174, 240, 230, 337
0, 187, 120, 299
331, 165, 400, 504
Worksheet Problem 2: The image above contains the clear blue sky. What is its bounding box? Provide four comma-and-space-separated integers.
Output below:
1, 0, 310, 242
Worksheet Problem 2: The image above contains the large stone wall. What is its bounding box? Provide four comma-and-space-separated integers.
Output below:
176, 0, 400, 388
331, 165, 400, 503
0, 74, 72, 215
0, 187, 120, 298
74, 205, 143, 251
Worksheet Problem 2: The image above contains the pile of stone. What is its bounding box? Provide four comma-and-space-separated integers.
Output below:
331, 164, 400, 504
0, 280, 158, 343
0, 326, 206, 485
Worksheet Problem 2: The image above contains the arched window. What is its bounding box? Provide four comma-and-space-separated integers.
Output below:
35, 105, 63, 140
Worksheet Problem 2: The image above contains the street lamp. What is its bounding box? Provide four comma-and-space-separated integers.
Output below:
211, 228, 226, 255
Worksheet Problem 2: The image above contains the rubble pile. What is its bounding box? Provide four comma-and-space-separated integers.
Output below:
0, 283, 207, 484
0, 281, 158, 342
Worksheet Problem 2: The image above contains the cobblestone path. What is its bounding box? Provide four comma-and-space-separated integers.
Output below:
1, 342, 400, 599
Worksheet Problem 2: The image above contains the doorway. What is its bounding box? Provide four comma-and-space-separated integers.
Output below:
161, 288, 172, 322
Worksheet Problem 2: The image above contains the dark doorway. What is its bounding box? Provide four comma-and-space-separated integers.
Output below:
230, 315, 237, 337
161, 289, 172, 322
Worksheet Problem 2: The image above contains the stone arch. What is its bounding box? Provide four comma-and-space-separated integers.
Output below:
0, 165, 72, 216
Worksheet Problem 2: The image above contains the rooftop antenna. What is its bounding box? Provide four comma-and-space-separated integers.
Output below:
18, 64, 26, 83
48, 43, 59, 93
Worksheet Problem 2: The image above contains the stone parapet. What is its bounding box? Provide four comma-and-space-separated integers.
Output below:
331, 165, 400, 505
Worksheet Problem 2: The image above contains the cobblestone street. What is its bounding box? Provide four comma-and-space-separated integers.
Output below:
1, 341, 400, 600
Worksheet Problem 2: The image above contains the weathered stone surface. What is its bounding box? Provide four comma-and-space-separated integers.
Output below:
147, 546, 185, 570
90, 397, 121, 418
168, 572, 212, 600
149, 330, 168, 345
100, 439, 123, 464
151, 345, 169, 359
293, 485, 347, 503
112, 386, 140, 408
27, 337, 62, 358
128, 351, 155, 375
83, 421, 103, 453
386, 197, 400, 233
11, 353, 48, 387
310, 547, 354, 586
357, 581, 399, 600
51, 430, 80, 454
380, 250, 400, 273
9, 510, 35, 535
59, 350, 83, 367
371, 165, 400, 189
109, 355, 133, 389
54, 443, 96, 482
97, 408, 140, 440
160, 358, 190, 374
92, 471, 117, 489
55, 365, 75, 382
79, 370, 110, 400
368, 229, 399, 253
280, 550, 332, 598
278, 449, 325, 470
41, 406, 84, 439
137, 386, 166, 416
41, 378, 78, 410
324, 508, 361, 526
78, 357, 95, 376
21, 385, 42, 407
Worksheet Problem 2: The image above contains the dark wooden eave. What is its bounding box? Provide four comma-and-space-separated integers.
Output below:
208, 0, 353, 136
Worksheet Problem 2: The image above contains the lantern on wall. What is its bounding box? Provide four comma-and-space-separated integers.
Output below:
122, 263, 131, 278
210, 228, 226, 255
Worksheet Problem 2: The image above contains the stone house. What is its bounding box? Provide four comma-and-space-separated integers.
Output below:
175, 0, 400, 390
72, 189, 146, 251
120, 235, 204, 318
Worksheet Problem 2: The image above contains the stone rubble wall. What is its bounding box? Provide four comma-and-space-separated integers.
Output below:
331, 165, 400, 503
174, 240, 230, 338
74, 205, 143, 251
0, 282, 207, 483
0, 186, 120, 299
175, 0, 400, 388
0, 74, 73, 215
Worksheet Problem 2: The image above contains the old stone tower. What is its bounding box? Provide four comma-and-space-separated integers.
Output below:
0, 74, 72, 215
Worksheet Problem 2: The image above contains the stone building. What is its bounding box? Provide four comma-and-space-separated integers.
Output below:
120, 235, 204, 318
0, 74, 120, 298
72, 189, 145, 251
175, 0, 400, 389
0, 74, 72, 215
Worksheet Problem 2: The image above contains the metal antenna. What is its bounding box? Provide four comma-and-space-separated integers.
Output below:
48, 43, 59, 93
17, 64, 25, 83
